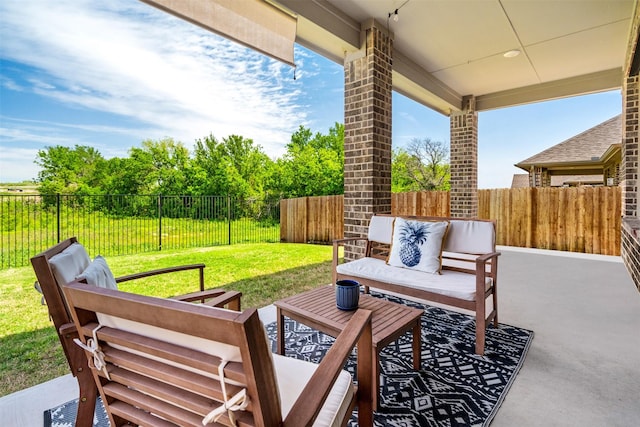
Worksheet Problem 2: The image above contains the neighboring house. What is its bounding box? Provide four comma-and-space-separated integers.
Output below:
514, 115, 621, 187
511, 173, 604, 188
511, 174, 529, 188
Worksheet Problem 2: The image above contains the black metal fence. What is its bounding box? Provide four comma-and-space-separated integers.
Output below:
0, 194, 281, 269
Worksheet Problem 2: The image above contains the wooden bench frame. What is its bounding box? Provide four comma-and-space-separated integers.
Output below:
333, 214, 500, 355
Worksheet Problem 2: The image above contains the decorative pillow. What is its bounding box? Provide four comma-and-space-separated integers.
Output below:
76, 255, 118, 290
387, 218, 449, 274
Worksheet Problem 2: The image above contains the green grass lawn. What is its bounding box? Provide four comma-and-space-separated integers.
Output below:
0, 242, 336, 396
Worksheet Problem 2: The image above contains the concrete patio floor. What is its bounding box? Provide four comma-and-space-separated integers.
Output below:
1, 247, 639, 426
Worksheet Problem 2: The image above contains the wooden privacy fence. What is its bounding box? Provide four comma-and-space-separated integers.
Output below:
478, 187, 621, 255
391, 191, 450, 217
280, 187, 621, 256
280, 195, 344, 244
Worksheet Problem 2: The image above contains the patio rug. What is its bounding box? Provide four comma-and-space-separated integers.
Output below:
44, 291, 533, 427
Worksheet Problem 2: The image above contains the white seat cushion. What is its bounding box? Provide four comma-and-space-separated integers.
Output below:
273, 353, 354, 427
337, 256, 491, 301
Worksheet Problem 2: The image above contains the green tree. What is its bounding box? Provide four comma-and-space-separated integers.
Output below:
35, 145, 105, 196
392, 138, 450, 192
190, 134, 273, 199
109, 138, 190, 195
274, 123, 344, 198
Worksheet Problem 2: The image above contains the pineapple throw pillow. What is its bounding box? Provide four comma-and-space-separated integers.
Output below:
387, 218, 449, 274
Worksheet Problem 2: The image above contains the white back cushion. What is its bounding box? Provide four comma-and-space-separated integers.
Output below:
49, 243, 91, 286
96, 311, 243, 363
443, 220, 495, 254
367, 215, 395, 244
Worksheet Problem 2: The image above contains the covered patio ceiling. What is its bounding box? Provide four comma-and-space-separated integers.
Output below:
273, 0, 635, 114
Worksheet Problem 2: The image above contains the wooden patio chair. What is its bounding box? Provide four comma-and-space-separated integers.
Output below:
63, 282, 374, 427
31, 237, 241, 427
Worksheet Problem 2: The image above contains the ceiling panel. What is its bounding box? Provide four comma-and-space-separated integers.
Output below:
433, 52, 540, 96
394, 1, 520, 72
503, 0, 633, 46
274, 0, 635, 112
527, 19, 631, 82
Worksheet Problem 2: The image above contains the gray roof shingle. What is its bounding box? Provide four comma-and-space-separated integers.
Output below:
511, 174, 529, 188
516, 115, 621, 167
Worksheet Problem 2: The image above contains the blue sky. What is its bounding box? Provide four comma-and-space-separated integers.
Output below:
0, 0, 623, 189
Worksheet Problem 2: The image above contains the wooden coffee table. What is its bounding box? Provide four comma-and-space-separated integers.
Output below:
274, 285, 423, 410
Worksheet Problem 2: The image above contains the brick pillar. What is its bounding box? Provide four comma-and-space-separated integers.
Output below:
343, 22, 393, 261
449, 95, 478, 217
623, 75, 639, 217
622, 3, 640, 292
622, 74, 640, 291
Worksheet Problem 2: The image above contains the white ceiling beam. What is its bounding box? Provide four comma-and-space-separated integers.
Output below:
476, 68, 623, 111
393, 51, 462, 114
275, 0, 461, 115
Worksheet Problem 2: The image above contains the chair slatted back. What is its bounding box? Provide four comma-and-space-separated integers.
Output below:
64, 282, 281, 427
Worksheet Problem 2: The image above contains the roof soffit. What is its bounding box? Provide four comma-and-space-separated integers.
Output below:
272, 0, 635, 114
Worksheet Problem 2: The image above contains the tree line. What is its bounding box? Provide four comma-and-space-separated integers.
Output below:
35, 122, 450, 201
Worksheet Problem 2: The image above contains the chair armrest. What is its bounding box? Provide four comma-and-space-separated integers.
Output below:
332, 238, 369, 284
475, 251, 500, 274
284, 309, 373, 427
115, 263, 206, 291
172, 289, 242, 311
475, 251, 500, 295
475, 251, 501, 263
332, 237, 369, 246
332, 237, 369, 261
59, 322, 78, 338
58, 322, 88, 377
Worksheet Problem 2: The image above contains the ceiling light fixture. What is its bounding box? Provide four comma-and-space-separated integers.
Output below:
387, 0, 410, 26
503, 49, 521, 58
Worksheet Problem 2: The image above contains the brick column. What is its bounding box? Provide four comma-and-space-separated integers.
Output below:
343, 22, 393, 261
622, 74, 640, 291
622, 75, 639, 218
449, 95, 478, 217
622, 3, 640, 292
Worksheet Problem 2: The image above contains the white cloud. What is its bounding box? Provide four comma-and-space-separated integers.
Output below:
0, 0, 309, 176
0, 147, 40, 183
1, 76, 23, 91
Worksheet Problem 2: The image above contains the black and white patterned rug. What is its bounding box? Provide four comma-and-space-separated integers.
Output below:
43, 396, 108, 427
44, 291, 533, 427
